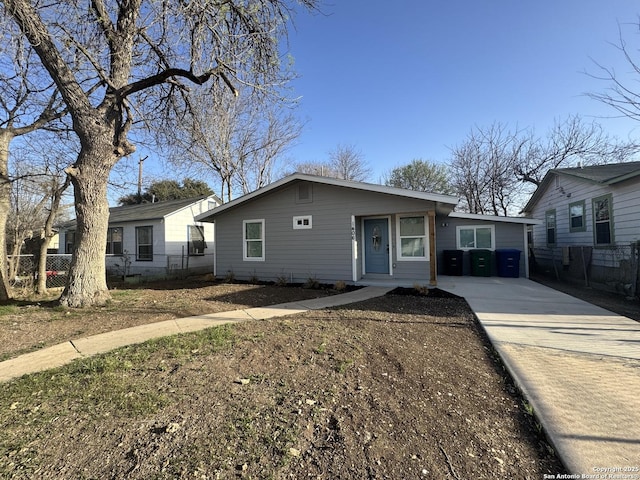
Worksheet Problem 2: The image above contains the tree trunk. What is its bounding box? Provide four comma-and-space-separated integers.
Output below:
36, 176, 70, 295
58, 150, 114, 307
0, 132, 14, 301
34, 236, 47, 294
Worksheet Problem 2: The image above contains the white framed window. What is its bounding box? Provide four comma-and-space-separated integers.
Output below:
456, 225, 495, 250
189, 225, 206, 256
592, 194, 614, 245
545, 210, 556, 246
106, 227, 123, 255
569, 201, 586, 233
293, 215, 312, 230
136, 226, 153, 261
243, 219, 265, 261
396, 215, 428, 260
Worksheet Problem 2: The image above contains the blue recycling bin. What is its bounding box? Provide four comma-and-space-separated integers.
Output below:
495, 249, 521, 277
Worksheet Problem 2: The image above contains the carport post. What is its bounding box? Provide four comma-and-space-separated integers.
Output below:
428, 211, 437, 286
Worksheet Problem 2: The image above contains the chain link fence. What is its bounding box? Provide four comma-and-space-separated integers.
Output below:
7, 254, 71, 290
531, 242, 640, 297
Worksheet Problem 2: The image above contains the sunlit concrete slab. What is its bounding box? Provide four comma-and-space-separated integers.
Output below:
439, 275, 640, 474
72, 320, 182, 355
0, 342, 81, 382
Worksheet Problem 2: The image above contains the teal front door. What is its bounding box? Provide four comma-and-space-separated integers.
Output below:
364, 218, 389, 274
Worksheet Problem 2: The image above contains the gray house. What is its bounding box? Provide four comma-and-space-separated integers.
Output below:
522, 161, 640, 291
196, 173, 539, 285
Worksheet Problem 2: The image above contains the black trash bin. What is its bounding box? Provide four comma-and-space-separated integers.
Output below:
443, 250, 463, 276
495, 249, 521, 277
469, 249, 492, 277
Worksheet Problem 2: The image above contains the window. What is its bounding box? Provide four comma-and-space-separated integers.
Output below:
65, 231, 76, 254
136, 226, 153, 261
545, 210, 556, 245
293, 215, 312, 230
243, 219, 265, 261
106, 227, 123, 255
456, 225, 495, 250
397, 215, 428, 260
593, 194, 614, 245
569, 201, 586, 233
189, 225, 206, 256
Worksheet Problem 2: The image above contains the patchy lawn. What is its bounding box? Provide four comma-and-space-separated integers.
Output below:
0, 276, 337, 361
0, 284, 564, 479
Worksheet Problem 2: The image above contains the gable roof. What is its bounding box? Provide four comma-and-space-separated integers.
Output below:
108, 196, 215, 223
195, 173, 460, 222
60, 196, 217, 229
521, 161, 640, 214
554, 161, 640, 185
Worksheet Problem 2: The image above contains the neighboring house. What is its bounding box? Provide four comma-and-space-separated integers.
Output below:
195, 173, 539, 285
60, 196, 219, 278
521, 161, 640, 292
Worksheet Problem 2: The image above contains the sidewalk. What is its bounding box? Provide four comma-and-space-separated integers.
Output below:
438, 275, 640, 476
0, 286, 392, 383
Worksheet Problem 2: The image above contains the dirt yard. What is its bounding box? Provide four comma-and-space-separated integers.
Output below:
0, 277, 337, 361
0, 279, 564, 478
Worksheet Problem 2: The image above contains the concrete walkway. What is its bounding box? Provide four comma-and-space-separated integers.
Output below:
438, 275, 640, 476
0, 286, 392, 383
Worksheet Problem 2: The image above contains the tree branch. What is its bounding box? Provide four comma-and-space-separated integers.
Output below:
118, 67, 239, 99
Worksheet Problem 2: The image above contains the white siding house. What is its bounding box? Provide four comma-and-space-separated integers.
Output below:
60, 196, 219, 278
521, 161, 640, 292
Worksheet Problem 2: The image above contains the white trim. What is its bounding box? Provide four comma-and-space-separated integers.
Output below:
196, 173, 459, 222
361, 216, 392, 276
213, 224, 218, 277
292, 215, 312, 229
449, 211, 543, 225
243, 219, 265, 261
456, 224, 496, 251
351, 215, 357, 282
523, 224, 530, 278
395, 214, 429, 261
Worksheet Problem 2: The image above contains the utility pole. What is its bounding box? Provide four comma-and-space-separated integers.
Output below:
137, 155, 148, 203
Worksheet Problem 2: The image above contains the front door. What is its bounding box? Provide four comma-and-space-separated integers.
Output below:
364, 218, 390, 274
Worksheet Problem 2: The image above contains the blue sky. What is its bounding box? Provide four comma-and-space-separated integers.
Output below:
282, 0, 640, 182
128, 1, 640, 200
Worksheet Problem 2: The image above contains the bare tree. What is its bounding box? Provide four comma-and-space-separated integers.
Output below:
5, 140, 72, 294
288, 144, 371, 182
2, 0, 317, 306
513, 115, 639, 187
329, 144, 371, 181
450, 117, 639, 215
235, 105, 303, 196
163, 85, 302, 203
450, 123, 526, 216
0, 21, 67, 300
587, 20, 640, 122
287, 160, 338, 177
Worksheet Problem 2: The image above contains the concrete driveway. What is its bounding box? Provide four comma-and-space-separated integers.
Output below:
438, 275, 640, 475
